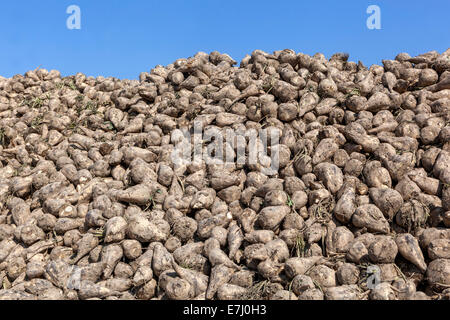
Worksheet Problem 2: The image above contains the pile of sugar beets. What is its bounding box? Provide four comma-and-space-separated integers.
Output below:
0, 49, 449, 300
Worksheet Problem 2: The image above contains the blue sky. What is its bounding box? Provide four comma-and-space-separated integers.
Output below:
0, 0, 449, 80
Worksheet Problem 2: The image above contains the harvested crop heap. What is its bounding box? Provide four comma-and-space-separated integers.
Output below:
0, 49, 449, 300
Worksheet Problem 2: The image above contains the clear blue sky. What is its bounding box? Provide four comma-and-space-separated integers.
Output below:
0, 0, 449, 80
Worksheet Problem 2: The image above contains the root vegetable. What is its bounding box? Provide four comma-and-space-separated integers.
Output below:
217, 284, 248, 300
1, 48, 449, 300
227, 222, 243, 261
369, 282, 396, 300
135, 279, 157, 300
133, 266, 153, 286
426, 259, 450, 290
101, 244, 123, 278
368, 236, 398, 264
428, 239, 450, 260
307, 265, 336, 288
285, 256, 323, 279
126, 214, 158, 243
121, 239, 142, 260
77, 280, 120, 300
103, 216, 127, 243
171, 260, 208, 296
256, 205, 290, 230
352, 204, 390, 234
71, 233, 99, 264
291, 274, 315, 295
298, 288, 324, 300
206, 265, 233, 300
336, 263, 360, 285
